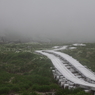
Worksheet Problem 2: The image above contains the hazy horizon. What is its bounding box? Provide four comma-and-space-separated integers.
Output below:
0, 0, 95, 43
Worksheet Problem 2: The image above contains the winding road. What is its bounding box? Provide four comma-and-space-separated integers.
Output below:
36, 47, 95, 93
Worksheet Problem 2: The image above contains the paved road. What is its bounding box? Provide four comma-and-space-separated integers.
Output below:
36, 50, 95, 91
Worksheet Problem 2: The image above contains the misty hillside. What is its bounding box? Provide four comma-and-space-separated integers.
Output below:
0, 32, 73, 44
0, 43, 94, 95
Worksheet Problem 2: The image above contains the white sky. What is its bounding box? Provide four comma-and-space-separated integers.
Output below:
0, 0, 95, 42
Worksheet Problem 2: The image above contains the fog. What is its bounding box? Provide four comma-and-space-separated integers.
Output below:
0, 0, 95, 43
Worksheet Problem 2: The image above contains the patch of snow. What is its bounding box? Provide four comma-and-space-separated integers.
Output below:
73, 43, 86, 46
54, 46, 68, 50
69, 47, 76, 49
52, 46, 60, 49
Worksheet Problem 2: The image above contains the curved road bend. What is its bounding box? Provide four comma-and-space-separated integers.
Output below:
36, 50, 95, 90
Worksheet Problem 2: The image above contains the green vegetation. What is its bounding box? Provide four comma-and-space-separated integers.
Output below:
0, 43, 92, 95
